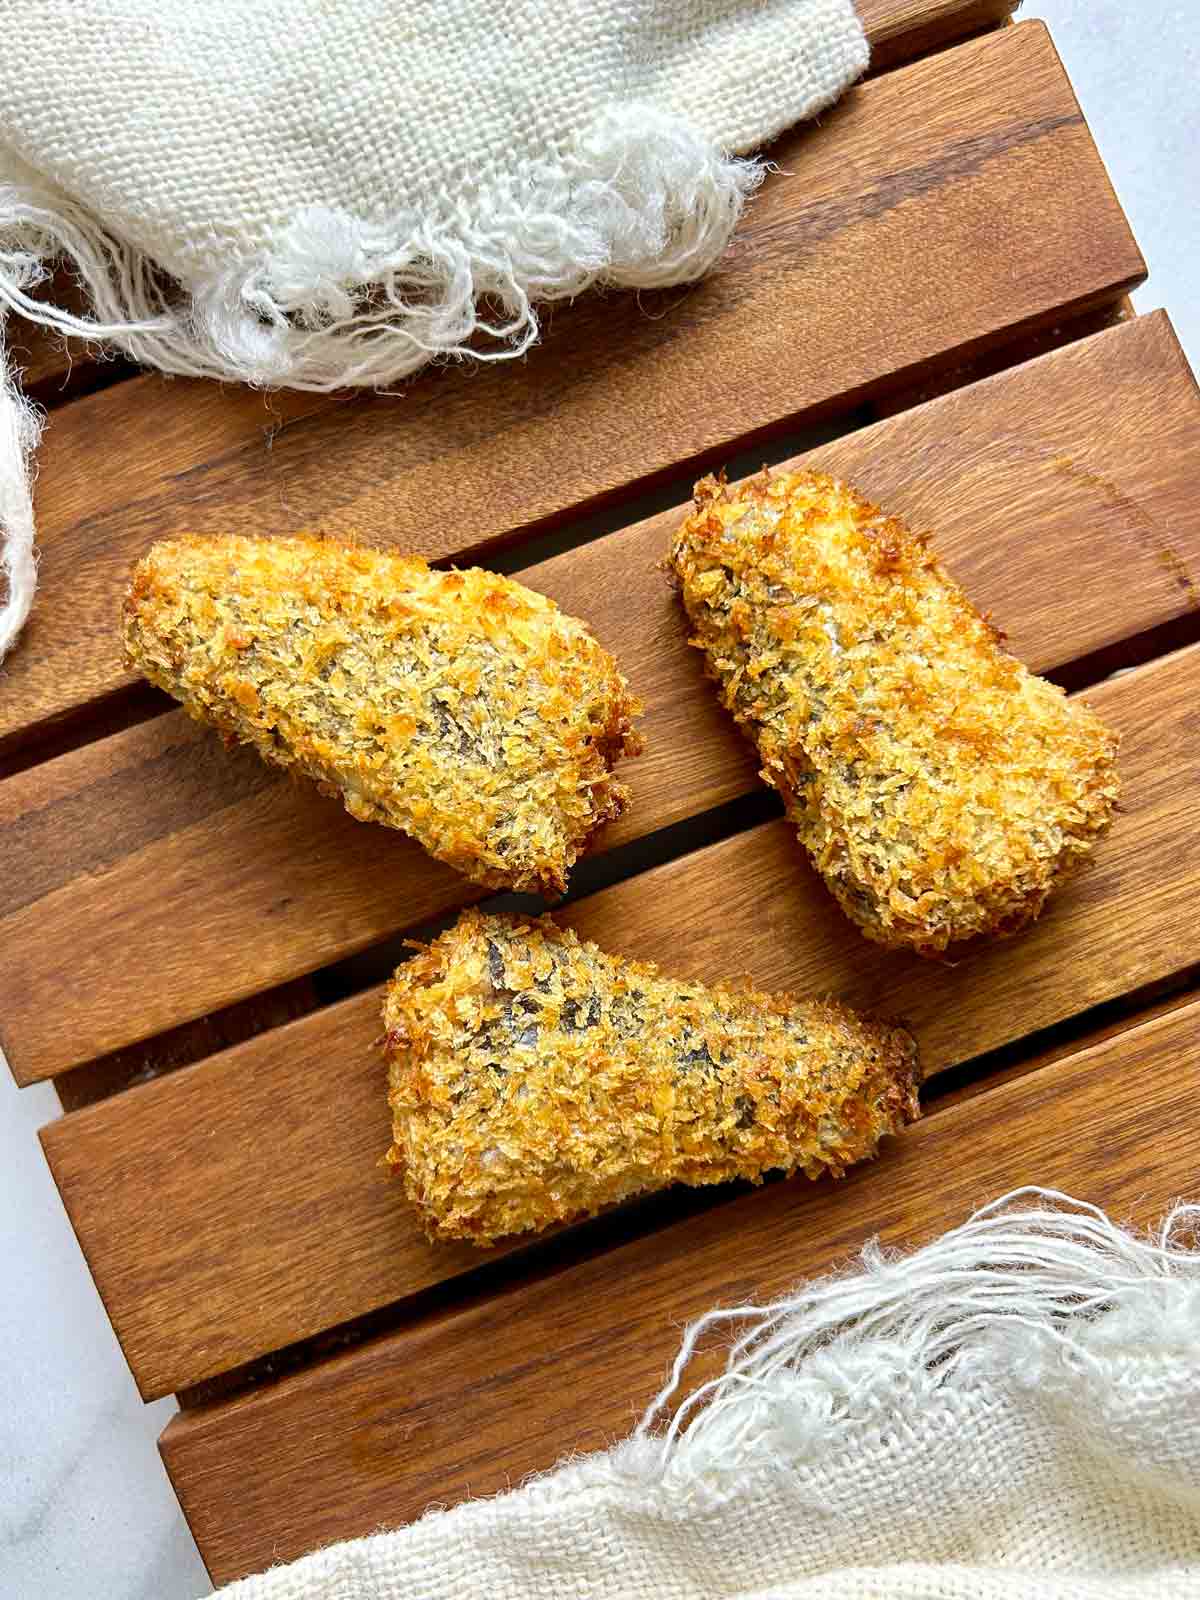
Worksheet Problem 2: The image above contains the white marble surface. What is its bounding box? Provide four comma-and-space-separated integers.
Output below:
2, 5, 1197, 1597
0, 1071, 210, 1599
1022, 0, 1199, 368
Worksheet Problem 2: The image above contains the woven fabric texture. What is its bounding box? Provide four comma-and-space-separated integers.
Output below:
215, 1193, 1200, 1599
0, 0, 867, 279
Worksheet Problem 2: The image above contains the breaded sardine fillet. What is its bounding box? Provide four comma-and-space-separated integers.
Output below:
669, 470, 1119, 955
384, 910, 918, 1245
124, 536, 642, 895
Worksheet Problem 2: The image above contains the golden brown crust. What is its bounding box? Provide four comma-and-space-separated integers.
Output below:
383, 909, 919, 1246
123, 535, 642, 895
668, 469, 1120, 955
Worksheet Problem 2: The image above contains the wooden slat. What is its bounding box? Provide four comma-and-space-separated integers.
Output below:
873, 296, 1137, 419
160, 997, 1200, 1586
51, 973, 322, 1115
41, 643, 1200, 1399
6, 311, 1197, 1085
859, 0, 1016, 69
932, 977, 1200, 1115
1, 21, 1141, 752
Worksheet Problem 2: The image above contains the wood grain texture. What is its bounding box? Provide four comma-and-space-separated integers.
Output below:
930, 974, 1200, 1115
41, 644, 1200, 1399
5, 311, 1197, 1085
859, 0, 1016, 68
51, 974, 322, 1115
0, 21, 1143, 753
160, 997, 1200, 1585
872, 296, 1137, 419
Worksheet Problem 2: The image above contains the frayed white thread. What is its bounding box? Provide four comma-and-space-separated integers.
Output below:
0, 327, 43, 662
207, 1190, 1200, 1598
206, 107, 763, 388
0, 103, 762, 659
614, 1188, 1200, 1508
0, 105, 761, 391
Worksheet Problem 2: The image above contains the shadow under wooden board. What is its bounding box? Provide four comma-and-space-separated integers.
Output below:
159, 997, 1200, 1586
40, 640, 1200, 1400
1, 19, 1141, 753
5, 311, 1196, 1086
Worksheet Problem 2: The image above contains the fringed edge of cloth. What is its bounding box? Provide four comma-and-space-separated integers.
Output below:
215, 1188, 1200, 1596
0, 102, 804, 662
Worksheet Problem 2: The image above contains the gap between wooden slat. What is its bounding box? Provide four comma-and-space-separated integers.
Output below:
870, 297, 1135, 420
0, 681, 172, 784
51, 975, 323, 1116
928, 962, 1200, 1113
0, 21, 1143, 755
6, 268, 138, 409
479, 294, 1136, 585
38, 642, 1200, 1399
859, 0, 1018, 71
159, 995, 1200, 1586
48, 790, 783, 1111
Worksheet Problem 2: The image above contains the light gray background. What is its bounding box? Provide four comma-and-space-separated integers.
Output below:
2, 4, 1195, 1596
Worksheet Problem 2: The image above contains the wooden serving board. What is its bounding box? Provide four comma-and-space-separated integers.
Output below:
6, 7, 1199, 1589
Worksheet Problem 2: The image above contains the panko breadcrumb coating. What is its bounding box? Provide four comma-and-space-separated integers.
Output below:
123, 535, 642, 895
383, 910, 918, 1245
669, 470, 1120, 955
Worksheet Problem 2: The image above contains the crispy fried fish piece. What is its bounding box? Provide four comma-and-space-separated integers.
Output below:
123, 536, 642, 895
383, 910, 918, 1245
669, 470, 1120, 955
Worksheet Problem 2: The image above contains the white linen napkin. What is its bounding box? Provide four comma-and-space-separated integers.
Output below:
0, 0, 869, 660
215, 1191, 1200, 1599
